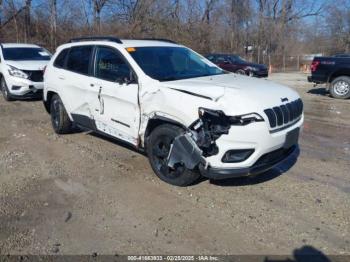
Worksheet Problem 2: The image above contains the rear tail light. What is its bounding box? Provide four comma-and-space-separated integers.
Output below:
311, 60, 320, 72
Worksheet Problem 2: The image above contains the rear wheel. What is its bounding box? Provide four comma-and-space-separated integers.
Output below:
330, 76, 350, 99
50, 94, 73, 134
1, 78, 14, 101
146, 124, 201, 186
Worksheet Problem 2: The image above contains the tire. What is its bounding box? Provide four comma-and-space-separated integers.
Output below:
329, 76, 350, 99
236, 69, 246, 75
50, 94, 73, 134
146, 124, 201, 186
1, 77, 14, 101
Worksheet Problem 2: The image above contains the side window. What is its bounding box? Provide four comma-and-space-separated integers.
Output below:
216, 56, 227, 63
206, 55, 214, 62
53, 48, 69, 68
66, 46, 93, 75
95, 46, 131, 82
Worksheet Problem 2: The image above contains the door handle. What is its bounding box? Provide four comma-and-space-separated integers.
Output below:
58, 76, 65, 80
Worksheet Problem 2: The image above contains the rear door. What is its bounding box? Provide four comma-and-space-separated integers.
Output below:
61, 45, 96, 127
90, 45, 140, 145
216, 55, 236, 72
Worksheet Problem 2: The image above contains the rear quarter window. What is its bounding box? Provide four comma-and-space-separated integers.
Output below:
54, 48, 69, 68
66, 46, 93, 75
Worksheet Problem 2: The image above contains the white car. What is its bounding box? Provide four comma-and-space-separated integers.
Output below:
0, 43, 51, 101
43, 37, 304, 186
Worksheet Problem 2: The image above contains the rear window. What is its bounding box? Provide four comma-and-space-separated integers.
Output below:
2, 47, 51, 61
54, 48, 69, 68
66, 46, 93, 75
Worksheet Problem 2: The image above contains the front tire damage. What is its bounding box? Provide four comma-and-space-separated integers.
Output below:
147, 109, 237, 186
147, 124, 201, 186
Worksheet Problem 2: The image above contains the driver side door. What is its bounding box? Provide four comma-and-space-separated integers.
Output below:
91, 46, 140, 146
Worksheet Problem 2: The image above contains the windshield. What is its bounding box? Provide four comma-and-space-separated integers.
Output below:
128, 47, 224, 81
3, 47, 51, 61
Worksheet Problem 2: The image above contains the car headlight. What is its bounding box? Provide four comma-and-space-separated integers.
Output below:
230, 112, 264, 125
7, 65, 29, 79
198, 108, 264, 126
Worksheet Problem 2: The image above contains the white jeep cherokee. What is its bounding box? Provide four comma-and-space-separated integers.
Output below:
43, 37, 303, 186
0, 43, 51, 101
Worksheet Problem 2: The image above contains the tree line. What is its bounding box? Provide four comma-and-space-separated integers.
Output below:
0, 0, 349, 69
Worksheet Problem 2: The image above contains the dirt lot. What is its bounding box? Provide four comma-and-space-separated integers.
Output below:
0, 72, 349, 256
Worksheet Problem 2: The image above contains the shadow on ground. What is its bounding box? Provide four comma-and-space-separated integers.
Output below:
307, 87, 329, 97
264, 245, 335, 262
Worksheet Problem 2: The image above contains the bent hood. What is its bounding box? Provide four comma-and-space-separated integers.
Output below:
6, 60, 48, 71
161, 73, 300, 114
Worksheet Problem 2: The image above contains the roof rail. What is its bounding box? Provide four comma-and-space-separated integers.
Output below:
69, 36, 122, 44
136, 38, 177, 44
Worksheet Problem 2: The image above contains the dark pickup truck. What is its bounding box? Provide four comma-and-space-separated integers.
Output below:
308, 56, 350, 99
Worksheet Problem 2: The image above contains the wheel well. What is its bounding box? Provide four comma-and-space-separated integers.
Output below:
144, 117, 186, 147
44, 91, 57, 113
329, 70, 350, 83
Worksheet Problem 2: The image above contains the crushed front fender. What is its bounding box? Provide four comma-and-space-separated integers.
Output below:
167, 133, 206, 170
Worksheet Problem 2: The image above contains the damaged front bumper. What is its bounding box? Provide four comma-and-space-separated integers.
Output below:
166, 130, 299, 180
166, 107, 301, 180
199, 145, 298, 180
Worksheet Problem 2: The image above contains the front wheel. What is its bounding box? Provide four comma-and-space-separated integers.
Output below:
146, 124, 201, 186
236, 69, 246, 75
1, 78, 14, 101
329, 76, 350, 99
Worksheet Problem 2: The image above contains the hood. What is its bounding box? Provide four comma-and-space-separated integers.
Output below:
161, 73, 300, 115
6, 60, 49, 71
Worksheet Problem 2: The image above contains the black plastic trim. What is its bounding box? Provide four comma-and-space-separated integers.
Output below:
71, 114, 97, 130
10, 90, 43, 99
169, 88, 212, 100
69, 36, 122, 44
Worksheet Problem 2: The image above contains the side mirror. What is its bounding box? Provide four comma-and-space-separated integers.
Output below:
117, 72, 137, 85
126, 71, 137, 85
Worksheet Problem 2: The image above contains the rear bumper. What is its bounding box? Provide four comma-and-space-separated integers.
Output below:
253, 71, 269, 78
199, 145, 298, 180
307, 75, 327, 84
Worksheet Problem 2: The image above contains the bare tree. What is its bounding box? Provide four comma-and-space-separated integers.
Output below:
50, 0, 57, 49
93, 0, 108, 33
24, 0, 31, 42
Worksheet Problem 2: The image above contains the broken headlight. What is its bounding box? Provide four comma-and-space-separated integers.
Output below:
231, 112, 264, 125
190, 108, 264, 157
198, 108, 264, 126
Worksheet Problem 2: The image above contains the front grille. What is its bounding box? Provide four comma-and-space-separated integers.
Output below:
23, 70, 44, 82
264, 99, 303, 128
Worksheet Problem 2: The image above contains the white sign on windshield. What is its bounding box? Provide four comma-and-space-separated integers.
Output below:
39, 51, 50, 56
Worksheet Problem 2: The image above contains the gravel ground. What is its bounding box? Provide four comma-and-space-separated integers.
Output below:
0, 72, 349, 257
